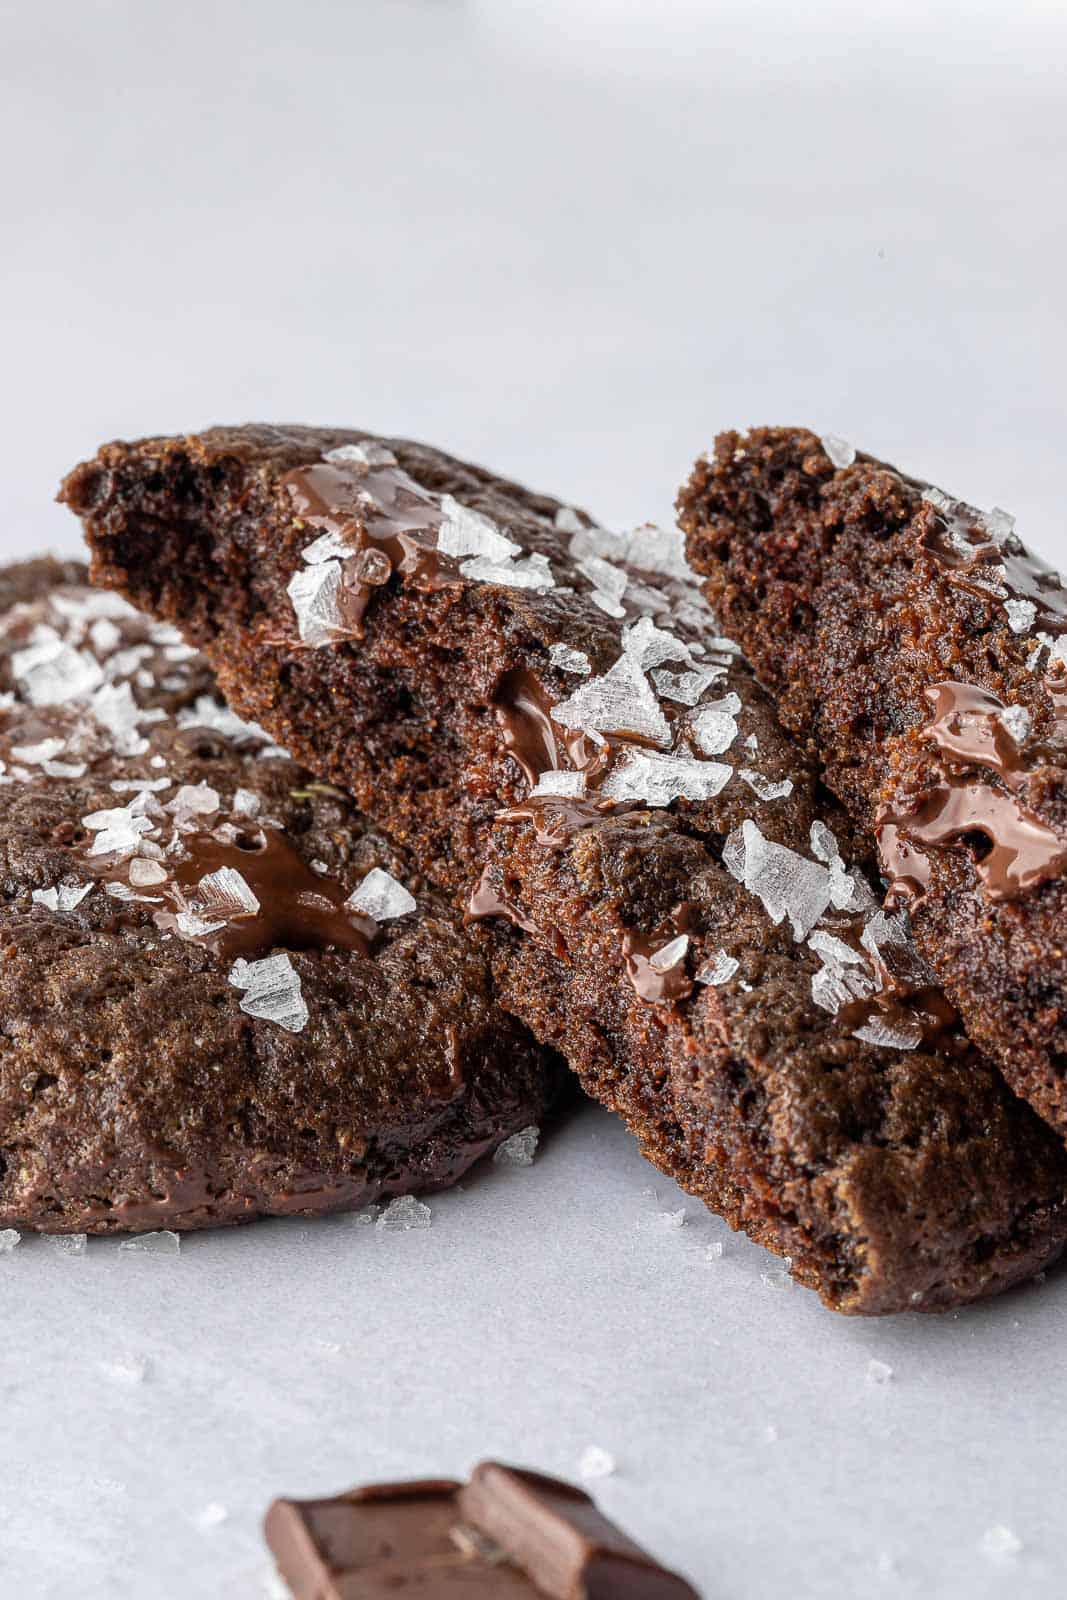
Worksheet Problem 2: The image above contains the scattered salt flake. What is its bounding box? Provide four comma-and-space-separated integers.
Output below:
553, 656, 670, 748
352, 548, 392, 586
101, 1355, 149, 1384
229, 954, 309, 1034
740, 769, 794, 802
461, 550, 556, 592
195, 1503, 229, 1531
691, 694, 742, 756
854, 1014, 923, 1051
288, 561, 347, 647
696, 950, 739, 986
652, 664, 724, 706
1004, 597, 1037, 634
119, 1230, 181, 1255
33, 880, 92, 912
177, 698, 272, 746
980, 1525, 1022, 1559
620, 521, 693, 582
232, 788, 261, 818
49, 1234, 87, 1256
493, 1126, 540, 1167
548, 643, 591, 676
197, 867, 261, 919
168, 784, 221, 826
110, 776, 172, 794
866, 1359, 893, 1385
706, 1241, 725, 1261
11, 737, 67, 765
90, 682, 163, 757
601, 748, 732, 806
301, 529, 353, 565
576, 554, 629, 617
129, 859, 168, 888
1001, 704, 1031, 744
346, 867, 417, 922
622, 615, 692, 671
649, 935, 689, 973
820, 434, 857, 469
724, 820, 833, 941
0, 1229, 21, 1253
761, 1267, 792, 1291
579, 1447, 616, 1480
437, 496, 520, 564
13, 637, 104, 705
324, 441, 398, 468
529, 770, 586, 799
377, 1195, 431, 1232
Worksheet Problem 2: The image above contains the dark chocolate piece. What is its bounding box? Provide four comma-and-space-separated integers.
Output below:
679, 426, 1067, 1137
0, 560, 559, 1233
62, 426, 1067, 1311
264, 1463, 698, 1599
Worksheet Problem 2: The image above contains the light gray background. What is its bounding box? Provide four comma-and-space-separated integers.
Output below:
1, 2, 1066, 1596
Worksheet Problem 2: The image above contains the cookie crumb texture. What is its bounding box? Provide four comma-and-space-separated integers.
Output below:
680, 426, 1067, 1138
0, 560, 558, 1234
63, 426, 1067, 1312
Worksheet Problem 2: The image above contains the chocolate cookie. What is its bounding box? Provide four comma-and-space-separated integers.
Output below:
679, 427, 1067, 1140
0, 559, 559, 1233
62, 427, 1067, 1311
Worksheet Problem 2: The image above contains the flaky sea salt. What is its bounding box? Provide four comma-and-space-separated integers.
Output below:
301, 529, 353, 565
12, 637, 104, 705
176, 697, 273, 745
493, 1126, 540, 1166
740, 769, 794, 802
33, 880, 92, 912
324, 441, 398, 468
696, 950, 740, 986
724, 821, 833, 941
85, 804, 156, 861
128, 859, 168, 888
691, 694, 741, 756
437, 496, 520, 564
1001, 704, 1032, 744
579, 1446, 616, 1480
346, 867, 417, 922
820, 434, 857, 469
552, 656, 671, 747
231, 788, 261, 817
110, 777, 172, 794
377, 1195, 431, 1231
529, 771, 586, 799
649, 935, 689, 973
196, 867, 261, 920
119, 1230, 181, 1255
854, 1015, 923, 1051
601, 748, 732, 806
652, 664, 724, 706
229, 954, 309, 1034
49, 1234, 87, 1256
1004, 597, 1036, 634
11, 737, 67, 765
461, 550, 556, 592
548, 643, 591, 676
167, 784, 221, 825
288, 562, 347, 647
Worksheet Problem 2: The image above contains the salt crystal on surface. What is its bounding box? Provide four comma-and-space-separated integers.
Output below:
301, 529, 353, 565
195, 1503, 229, 1531
167, 784, 221, 824
86, 805, 156, 861
1004, 597, 1037, 634
820, 434, 857, 469
493, 1126, 540, 1166
197, 867, 261, 919
553, 657, 671, 747
352, 548, 392, 586
177, 698, 273, 745
620, 521, 693, 582
854, 1015, 923, 1051
324, 441, 399, 468
119, 1230, 181, 1255
89, 617, 123, 655
346, 867, 417, 922
1001, 704, 1032, 743
579, 1446, 616, 1480
601, 748, 732, 806
691, 694, 742, 755
110, 777, 172, 794
696, 950, 740, 986
49, 1234, 87, 1256
553, 506, 588, 537
461, 551, 556, 591
11, 737, 67, 765
231, 788, 261, 817
652, 664, 724, 706
649, 934, 689, 972
89, 682, 158, 757
0, 1229, 21, 1253
437, 496, 519, 564
866, 1358, 893, 1384
376, 1195, 431, 1231
13, 637, 104, 705
229, 954, 309, 1033
128, 859, 168, 888
980, 1525, 1022, 1559
740, 769, 794, 802
725, 820, 833, 941
622, 615, 692, 671
576, 554, 629, 617
529, 771, 586, 799
288, 561, 347, 647
33, 880, 92, 912
548, 643, 591, 676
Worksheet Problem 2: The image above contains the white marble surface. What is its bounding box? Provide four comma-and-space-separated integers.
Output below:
1, 2, 1067, 1595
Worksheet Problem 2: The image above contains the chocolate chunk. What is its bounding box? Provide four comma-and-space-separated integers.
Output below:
0, 559, 560, 1233
679, 427, 1067, 1139
62, 426, 1067, 1312
263, 1464, 698, 1599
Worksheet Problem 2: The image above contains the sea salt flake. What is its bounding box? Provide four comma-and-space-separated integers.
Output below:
691, 694, 742, 756
854, 1014, 923, 1051
579, 1446, 616, 1480
377, 1195, 431, 1231
177, 698, 273, 746
44, 759, 87, 778
0, 1229, 20, 1253
601, 748, 732, 806
11, 737, 67, 765
352, 548, 392, 586
980, 1525, 1022, 1559
1001, 704, 1031, 744
866, 1358, 893, 1384
461, 550, 556, 592
552, 657, 671, 747
90, 682, 160, 756
110, 777, 172, 794
649, 934, 689, 973
288, 561, 348, 647
493, 1126, 540, 1166
175, 908, 227, 938
197, 867, 261, 919
1004, 597, 1037, 634
301, 529, 353, 565
128, 859, 168, 888
13, 638, 104, 706
576, 554, 628, 614
548, 644, 591, 676
726, 821, 833, 941
346, 867, 417, 922
660, 1208, 686, 1228
620, 521, 692, 582
652, 664, 725, 706
89, 618, 123, 655
740, 769, 794, 802
86, 805, 156, 861
195, 1503, 229, 1531
529, 770, 586, 799
553, 506, 587, 536
33, 880, 92, 912
323, 441, 398, 468
231, 788, 261, 817
229, 954, 309, 1034
696, 950, 740, 986
622, 615, 692, 672
437, 496, 519, 564
167, 784, 221, 824
820, 434, 857, 469
119, 1230, 181, 1255
49, 1234, 87, 1256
